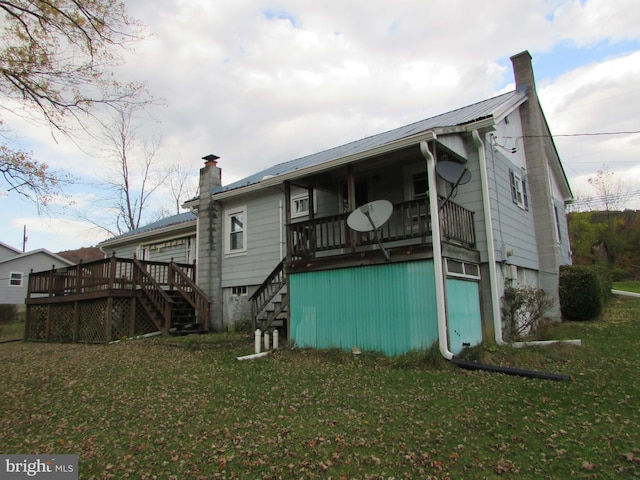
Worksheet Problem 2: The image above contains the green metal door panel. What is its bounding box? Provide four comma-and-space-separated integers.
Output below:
290, 260, 439, 355
446, 278, 483, 354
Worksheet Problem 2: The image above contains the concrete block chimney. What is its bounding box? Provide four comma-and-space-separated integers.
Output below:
510, 51, 563, 320
197, 154, 223, 331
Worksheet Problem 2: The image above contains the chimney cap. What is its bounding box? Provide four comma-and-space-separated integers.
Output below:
202, 154, 220, 166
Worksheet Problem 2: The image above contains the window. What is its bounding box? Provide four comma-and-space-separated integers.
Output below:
291, 192, 317, 218
293, 195, 309, 217
226, 207, 247, 253
9, 272, 23, 287
554, 205, 562, 242
412, 172, 428, 198
232, 286, 248, 296
186, 236, 196, 263
403, 164, 429, 201
509, 169, 529, 210
445, 259, 480, 280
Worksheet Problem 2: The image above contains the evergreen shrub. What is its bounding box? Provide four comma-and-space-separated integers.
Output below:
559, 265, 611, 320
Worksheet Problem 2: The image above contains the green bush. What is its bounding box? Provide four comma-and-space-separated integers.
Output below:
559, 265, 611, 321
0, 305, 18, 325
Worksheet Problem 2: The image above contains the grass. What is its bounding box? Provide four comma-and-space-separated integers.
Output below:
1, 298, 639, 479
0, 320, 24, 342
613, 280, 640, 294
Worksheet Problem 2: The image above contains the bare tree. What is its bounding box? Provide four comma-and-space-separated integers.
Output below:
587, 166, 628, 213
89, 105, 168, 236
0, 0, 148, 206
165, 159, 199, 215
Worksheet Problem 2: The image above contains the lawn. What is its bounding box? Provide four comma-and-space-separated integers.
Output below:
1, 296, 639, 479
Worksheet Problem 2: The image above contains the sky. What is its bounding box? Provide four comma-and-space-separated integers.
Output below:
1, 0, 639, 254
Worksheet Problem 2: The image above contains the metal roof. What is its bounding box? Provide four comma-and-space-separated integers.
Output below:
214, 89, 526, 195
100, 212, 196, 244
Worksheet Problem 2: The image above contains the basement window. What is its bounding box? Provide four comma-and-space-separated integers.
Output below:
446, 259, 480, 280
232, 286, 248, 296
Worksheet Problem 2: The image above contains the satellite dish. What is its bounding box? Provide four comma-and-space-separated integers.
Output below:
436, 161, 472, 211
436, 161, 471, 186
347, 200, 393, 232
347, 200, 393, 261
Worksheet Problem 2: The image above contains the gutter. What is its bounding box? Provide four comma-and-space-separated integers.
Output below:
472, 130, 505, 345
420, 140, 454, 360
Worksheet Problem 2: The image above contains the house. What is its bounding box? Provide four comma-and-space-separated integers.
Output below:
98, 212, 197, 263
93, 50, 572, 356
0, 241, 74, 306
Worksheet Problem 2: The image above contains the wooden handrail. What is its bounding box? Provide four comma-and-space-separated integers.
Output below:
169, 262, 211, 331
287, 198, 475, 258
133, 259, 174, 333
250, 258, 286, 329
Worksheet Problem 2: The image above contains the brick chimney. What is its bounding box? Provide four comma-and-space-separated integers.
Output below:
197, 154, 223, 331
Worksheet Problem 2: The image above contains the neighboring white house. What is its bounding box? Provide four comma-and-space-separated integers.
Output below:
0, 241, 74, 306
105, 51, 573, 356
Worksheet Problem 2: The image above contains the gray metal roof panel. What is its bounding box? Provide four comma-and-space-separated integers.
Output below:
100, 212, 196, 243
215, 90, 524, 195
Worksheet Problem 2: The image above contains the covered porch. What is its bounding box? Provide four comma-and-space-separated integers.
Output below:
282, 140, 477, 270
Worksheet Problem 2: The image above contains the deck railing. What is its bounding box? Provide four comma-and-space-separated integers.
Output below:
26, 256, 209, 334
288, 198, 474, 258
27, 256, 197, 297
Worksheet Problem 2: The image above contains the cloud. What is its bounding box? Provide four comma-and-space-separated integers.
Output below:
2, 0, 640, 252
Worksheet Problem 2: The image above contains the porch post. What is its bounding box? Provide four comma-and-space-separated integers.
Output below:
347, 165, 357, 252
284, 180, 292, 263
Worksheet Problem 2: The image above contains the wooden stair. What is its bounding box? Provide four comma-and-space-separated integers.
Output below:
250, 259, 288, 336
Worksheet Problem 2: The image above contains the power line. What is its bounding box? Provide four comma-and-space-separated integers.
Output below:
501, 130, 640, 140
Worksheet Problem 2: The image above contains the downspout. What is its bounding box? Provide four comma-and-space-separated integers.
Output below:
420, 140, 454, 360
472, 130, 505, 345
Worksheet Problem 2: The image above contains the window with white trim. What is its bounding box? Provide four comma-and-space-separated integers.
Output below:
9, 272, 23, 287
291, 193, 310, 218
445, 259, 480, 280
226, 206, 247, 254
509, 169, 529, 210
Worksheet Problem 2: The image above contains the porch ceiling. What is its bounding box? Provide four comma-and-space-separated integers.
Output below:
283, 141, 467, 191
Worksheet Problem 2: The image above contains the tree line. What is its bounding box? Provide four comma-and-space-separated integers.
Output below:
567, 209, 640, 280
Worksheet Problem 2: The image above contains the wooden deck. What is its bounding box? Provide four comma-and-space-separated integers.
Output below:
25, 256, 210, 343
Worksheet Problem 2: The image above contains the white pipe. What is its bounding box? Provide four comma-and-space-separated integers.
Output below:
254, 329, 262, 353
612, 289, 640, 298
512, 339, 582, 348
420, 141, 454, 360
236, 351, 270, 361
264, 331, 270, 351
273, 329, 279, 349
472, 130, 505, 345
108, 331, 161, 344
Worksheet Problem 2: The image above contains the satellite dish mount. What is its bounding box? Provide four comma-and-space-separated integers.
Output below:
435, 161, 472, 210
346, 200, 393, 262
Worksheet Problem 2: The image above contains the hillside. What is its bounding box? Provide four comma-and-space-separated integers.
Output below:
567, 209, 640, 280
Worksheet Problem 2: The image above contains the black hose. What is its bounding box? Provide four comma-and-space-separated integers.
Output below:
450, 358, 572, 382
